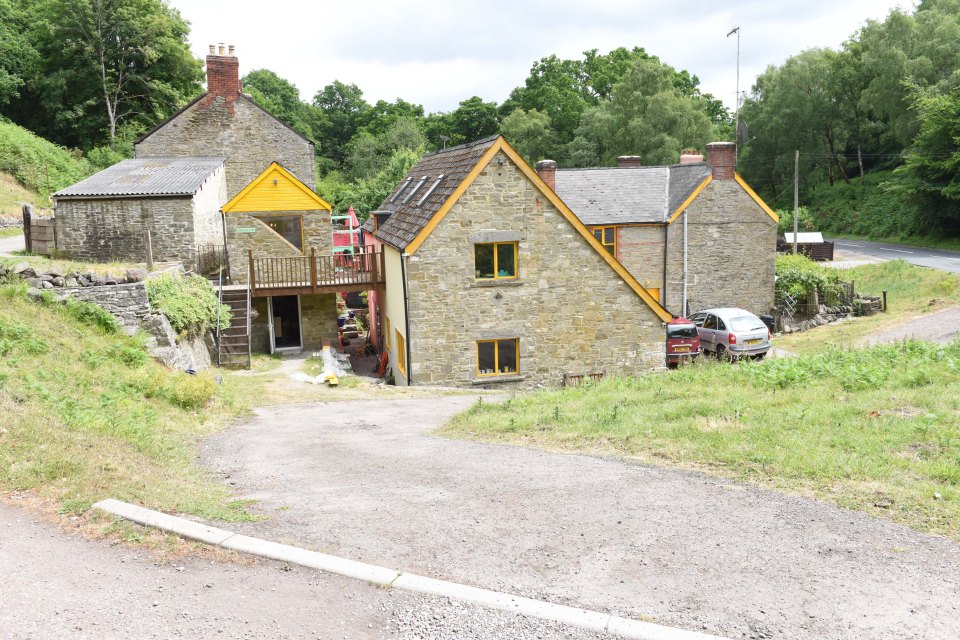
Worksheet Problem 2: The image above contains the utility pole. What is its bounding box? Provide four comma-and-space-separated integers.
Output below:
727, 26, 741, 163
793, 149, 799, 255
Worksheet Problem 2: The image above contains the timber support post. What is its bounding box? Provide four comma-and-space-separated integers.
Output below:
144, 230, 154, 270
248, 250, 255, 294
310, 248, 318, 293
22, 203, 33, 254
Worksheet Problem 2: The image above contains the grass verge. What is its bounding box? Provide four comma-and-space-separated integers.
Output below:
776, 259, 960, 354
0, 283, 255, 523
442, 341, 960, 541
0, 253, 151, 277
0, 226, 21, 239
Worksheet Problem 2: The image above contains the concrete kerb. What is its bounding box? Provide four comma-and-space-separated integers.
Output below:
92, 499, 730, 640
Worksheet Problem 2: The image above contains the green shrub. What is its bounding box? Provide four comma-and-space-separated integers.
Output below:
165, 373, 218, 410
0, 317, 49, 356
108, 343, 147, 368
35, 289, 120, 333
775, 253, 844, 302
775, 206, 817, 236
808, 170, 925, 237
146, 273, 231, 337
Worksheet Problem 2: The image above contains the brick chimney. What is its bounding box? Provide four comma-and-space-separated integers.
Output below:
535, 160, 557, 191
204, 43, 240, 103
680, 149, 704, 164
617, 155, 643, 168
706, 142, 736, 179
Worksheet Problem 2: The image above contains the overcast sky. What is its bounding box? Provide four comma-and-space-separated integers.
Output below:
179, 0, 916, 114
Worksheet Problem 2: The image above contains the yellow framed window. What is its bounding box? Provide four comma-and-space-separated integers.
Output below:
474, 242, 517, 280
396, 330, 406, 375
476, 338, 519, 377
590, 226, 616, 256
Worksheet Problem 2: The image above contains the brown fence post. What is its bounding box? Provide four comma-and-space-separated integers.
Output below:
310, 248, 318, 293
22, 204, 33, 254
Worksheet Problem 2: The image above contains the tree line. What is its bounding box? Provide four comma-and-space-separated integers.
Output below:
3, 0, 957, 237
739, 0, 960, 236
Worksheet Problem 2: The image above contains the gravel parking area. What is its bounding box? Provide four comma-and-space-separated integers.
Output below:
202, 396, 960, 640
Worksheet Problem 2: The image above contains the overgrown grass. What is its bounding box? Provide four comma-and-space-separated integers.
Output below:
777, 259, 960, 354
0, 227, 21, 239
443, 341, 960, 540
0, 284, 253, 521
1, 171, 44, 217
0, 120, 92, 200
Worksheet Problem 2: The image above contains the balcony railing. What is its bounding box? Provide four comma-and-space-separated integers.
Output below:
248, 247, 385, 296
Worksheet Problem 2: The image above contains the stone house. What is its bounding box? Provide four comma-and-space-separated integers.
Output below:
52, 157, 226, 264
370, 135, 672, 389
219, 161, 337, 355
539, 143, 779, 317
54, 44, 315, 265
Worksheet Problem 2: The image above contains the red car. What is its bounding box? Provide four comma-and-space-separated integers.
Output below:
666, 317, 701, 368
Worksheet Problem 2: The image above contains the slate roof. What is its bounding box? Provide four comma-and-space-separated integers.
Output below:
53, 157, 225, 198
373, 135, 499, 249
554, 162, 710, 225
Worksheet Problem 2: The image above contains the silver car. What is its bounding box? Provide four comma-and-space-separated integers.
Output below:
689, 308, 771, 360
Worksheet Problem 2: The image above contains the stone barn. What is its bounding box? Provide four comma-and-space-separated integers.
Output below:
52, 157, 226, 265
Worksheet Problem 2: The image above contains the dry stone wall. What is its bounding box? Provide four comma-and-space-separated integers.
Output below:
405, 152, 665, 389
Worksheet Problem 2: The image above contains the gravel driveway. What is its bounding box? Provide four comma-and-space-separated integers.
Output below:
0, 502, 605, 639
865, 305, 960, 346
202, 396, 960, 640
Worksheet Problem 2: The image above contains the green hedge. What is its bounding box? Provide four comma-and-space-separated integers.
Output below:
775, 253, 843, 302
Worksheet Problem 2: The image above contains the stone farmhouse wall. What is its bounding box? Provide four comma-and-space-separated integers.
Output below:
404, 151, 665, 389
136, 96, 315, 199
617, 225, 667, 299
664, 180, 777, 316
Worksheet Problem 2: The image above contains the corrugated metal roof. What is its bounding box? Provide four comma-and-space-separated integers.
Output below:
554, 163, 711, 225
53, 157, 225, 198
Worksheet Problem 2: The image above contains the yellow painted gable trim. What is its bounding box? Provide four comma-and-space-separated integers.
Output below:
404, 142, 502, 255
667, 175, 712, 224
735, 173, 779, 223
222, 162, 332, 213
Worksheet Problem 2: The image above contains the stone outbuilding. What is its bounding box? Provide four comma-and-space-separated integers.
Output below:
54, 44, 316, 265
52, 157, 226, 264
540, 143, 779, 317
370, 135, 672, 389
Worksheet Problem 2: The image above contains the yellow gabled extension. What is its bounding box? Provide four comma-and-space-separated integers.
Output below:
223, 162, 332, 213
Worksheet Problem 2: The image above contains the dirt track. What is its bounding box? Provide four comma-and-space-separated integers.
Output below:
202, 395, 960, 640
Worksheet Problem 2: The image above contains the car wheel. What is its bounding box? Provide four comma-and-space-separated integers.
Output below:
751, 353, 766, 361
715, 345, 729, 361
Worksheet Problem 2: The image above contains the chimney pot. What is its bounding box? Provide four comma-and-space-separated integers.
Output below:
218, 43, 225, 55
535, 160, 557, 191
705, 142, 736, 179
208, 44, 216, 55
617, 155, 643, 168
228, 44, 236, 56
205, 46, 241, 98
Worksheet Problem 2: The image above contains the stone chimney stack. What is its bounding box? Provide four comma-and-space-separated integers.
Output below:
706, 142, 736, 179
205, 43, 240, 98
617, 155, 643, 168
535, 160, 557, 191
680, 149, 704, 164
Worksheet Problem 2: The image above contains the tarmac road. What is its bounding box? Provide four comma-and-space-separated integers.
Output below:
830, 238, 960, 273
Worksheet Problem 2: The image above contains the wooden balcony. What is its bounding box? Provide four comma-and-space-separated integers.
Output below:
248, 248, 385, 297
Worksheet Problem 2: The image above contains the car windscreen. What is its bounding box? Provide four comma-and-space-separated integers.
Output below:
667, 324, 698, 339
729, 316, 766, 332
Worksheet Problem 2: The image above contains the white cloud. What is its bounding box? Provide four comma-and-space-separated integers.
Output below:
180, 0, 916, 112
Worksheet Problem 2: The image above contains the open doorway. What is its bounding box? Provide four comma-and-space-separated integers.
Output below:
269, 295, 302, 352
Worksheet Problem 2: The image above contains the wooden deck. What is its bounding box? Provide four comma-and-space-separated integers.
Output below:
248, 248, 385, 297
